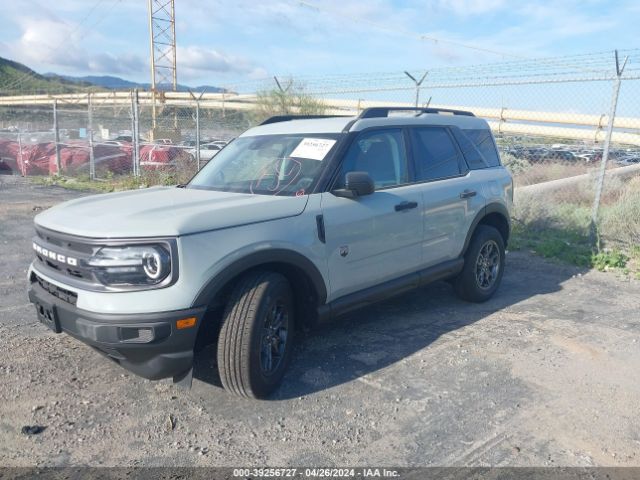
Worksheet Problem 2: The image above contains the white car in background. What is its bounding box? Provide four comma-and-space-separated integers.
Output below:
188, 141, 225, 164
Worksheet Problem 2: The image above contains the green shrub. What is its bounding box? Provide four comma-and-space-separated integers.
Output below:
591, 249, 629, 271
501, 153, 530, 176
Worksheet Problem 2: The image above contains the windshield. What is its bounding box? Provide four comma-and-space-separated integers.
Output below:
188, 133, 342, 196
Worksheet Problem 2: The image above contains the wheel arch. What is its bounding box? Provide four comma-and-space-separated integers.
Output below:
462, 203, 511, 254
192, 249, 327, 329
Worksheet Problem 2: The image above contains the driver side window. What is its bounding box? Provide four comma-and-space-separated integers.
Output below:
337, 129, 408, 190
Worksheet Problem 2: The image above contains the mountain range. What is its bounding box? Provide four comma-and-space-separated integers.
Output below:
44, 73, 226, 93
0, 56, 224, 95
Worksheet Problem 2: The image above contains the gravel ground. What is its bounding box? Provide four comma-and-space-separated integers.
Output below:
1, 175, 639, 467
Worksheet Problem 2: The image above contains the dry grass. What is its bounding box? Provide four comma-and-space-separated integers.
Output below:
513, 162, 592, 187
599, 176, 640, 247
512, 172, 640, 272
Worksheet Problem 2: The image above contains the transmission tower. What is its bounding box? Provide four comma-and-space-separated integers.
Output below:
147, 0, 177, 136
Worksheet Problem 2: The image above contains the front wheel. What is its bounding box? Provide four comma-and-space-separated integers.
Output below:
453, 225, 505, 303
217, 271, 294, 399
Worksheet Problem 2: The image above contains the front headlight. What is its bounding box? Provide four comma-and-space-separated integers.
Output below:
87, 244, 172, 286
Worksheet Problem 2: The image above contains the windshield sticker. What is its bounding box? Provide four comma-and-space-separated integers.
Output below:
290, 138, 336, 161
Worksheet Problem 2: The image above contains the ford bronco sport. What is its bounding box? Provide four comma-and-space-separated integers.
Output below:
28, 107, 513, 399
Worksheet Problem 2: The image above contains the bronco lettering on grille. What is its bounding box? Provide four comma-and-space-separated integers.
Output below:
33, 243, 78, 266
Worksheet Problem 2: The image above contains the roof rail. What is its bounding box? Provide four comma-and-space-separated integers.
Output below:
358, 107, 475, 119
260, 115, 351, 126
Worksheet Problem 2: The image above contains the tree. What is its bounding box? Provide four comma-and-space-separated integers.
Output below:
252, 79, 326, 125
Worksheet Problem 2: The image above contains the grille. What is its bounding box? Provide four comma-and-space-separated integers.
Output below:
33, 227, 96, 284
32, 272, 78, 306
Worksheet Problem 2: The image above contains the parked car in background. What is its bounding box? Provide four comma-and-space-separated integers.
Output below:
139, 143, 190, 169
575, 154, 595, 163
187, 141, 224, 164
521, 147, 549, 162
616, 155, 640, 165
101, 140, 129, 147
544, 149, 576, 162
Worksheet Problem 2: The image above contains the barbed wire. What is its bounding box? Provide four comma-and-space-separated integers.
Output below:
2, 42, 637, 97
216, 49, 637, 94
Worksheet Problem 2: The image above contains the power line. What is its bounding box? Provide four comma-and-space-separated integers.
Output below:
293, 0, 524, 59
292, 1, 628, 78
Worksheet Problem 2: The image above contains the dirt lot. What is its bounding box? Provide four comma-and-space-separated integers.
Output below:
0, 175, 639, 467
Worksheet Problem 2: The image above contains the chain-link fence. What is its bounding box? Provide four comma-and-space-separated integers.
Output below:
0, 98, 239, 186
1, 49, 639, 258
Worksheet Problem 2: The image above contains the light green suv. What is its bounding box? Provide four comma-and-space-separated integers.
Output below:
28, 107, 513, 398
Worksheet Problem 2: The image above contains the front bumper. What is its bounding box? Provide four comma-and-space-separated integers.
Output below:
28, 281, 206, 381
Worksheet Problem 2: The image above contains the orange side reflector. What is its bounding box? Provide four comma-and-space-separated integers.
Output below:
176, 317, 197, 330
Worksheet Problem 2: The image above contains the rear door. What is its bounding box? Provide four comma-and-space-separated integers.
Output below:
409, 126, 485, 266
321, 128, 424, 301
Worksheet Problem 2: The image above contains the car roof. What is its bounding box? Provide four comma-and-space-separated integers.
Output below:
241, 117, 354, 136
240, 113, 490, 137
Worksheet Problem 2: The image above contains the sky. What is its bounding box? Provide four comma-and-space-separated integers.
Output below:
0, 0, 639, 88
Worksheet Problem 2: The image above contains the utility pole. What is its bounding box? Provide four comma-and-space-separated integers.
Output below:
147, 0, 178, 138
590, 50, 628, 247
404, 71, 428, 107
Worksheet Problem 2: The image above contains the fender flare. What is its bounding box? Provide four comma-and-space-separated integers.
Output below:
191, 248, 328, 308
462, 203, 511, 254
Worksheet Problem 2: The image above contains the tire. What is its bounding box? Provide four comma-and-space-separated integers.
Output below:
217, 271, 295, 399
453, 225, 505, 303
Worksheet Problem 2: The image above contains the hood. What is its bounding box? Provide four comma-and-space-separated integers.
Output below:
35, 186, 309, 238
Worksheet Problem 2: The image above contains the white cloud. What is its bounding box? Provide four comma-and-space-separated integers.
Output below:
6, 16, 146, 75
3, 7, 266, 83
465, 2, 619, 59
0, 0, 632, 85
176, 45, 267, 80
437, 0, 507, 16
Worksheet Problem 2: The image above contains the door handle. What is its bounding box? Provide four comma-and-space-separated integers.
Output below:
394, 201, 418, 212
459, 189, 477, 199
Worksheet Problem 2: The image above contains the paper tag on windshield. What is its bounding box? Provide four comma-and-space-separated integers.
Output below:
290, 138, 336, 161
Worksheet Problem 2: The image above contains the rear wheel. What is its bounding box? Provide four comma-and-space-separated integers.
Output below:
217, 271, 294, 399
454, 225, 505, 303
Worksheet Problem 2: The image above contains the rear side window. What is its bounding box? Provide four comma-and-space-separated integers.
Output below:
450, 127, 487, 170
410, 127, 463, 181
463, 128, 501, 167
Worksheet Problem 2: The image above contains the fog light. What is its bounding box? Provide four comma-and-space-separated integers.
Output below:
120, 327, 154, 343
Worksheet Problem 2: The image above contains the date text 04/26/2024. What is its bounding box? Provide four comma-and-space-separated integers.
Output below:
232, 468, 400, 478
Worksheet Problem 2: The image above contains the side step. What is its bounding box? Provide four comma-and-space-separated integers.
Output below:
317, 258, 464, 322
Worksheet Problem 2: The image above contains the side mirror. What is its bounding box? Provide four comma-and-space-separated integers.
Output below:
332, 171, 375, 199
